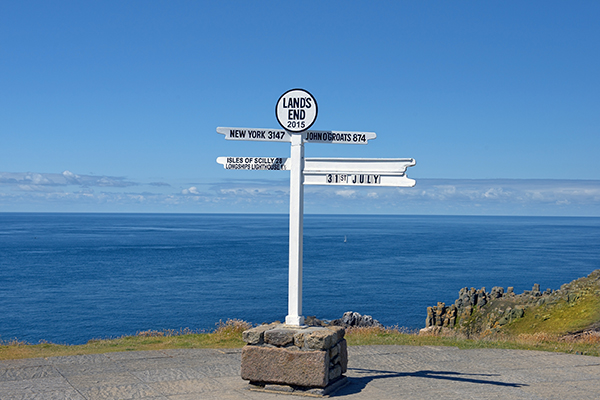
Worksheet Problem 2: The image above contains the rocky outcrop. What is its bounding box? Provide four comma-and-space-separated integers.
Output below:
424, 284, 536, 334
331, 311, 383, 328
426, 302, 458, 328
422, 270, 600, 338
422, 283, 550, 336
305, 311, 383, 329
419, 285, 550, 336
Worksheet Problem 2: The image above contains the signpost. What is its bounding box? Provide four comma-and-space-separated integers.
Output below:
217, 89, 416, 327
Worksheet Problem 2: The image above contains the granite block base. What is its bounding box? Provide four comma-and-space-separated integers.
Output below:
241, 324, 347, 392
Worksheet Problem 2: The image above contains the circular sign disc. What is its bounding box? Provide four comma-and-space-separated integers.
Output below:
275, 89, 318, 132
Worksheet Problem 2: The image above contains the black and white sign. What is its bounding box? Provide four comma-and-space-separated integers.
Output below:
276, 89, 318, 132
303, 130, 376, 144
216, 127, 291, 142
303, 173, 415, 187
216, 157, 289, 170
302, 158, 416, 187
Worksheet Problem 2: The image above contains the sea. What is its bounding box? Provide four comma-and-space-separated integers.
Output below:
1, 213, 599, 345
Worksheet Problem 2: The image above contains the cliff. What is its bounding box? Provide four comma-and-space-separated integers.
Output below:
421, 269, 600, 339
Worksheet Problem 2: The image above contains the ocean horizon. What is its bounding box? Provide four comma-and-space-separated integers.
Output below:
1, 212, 599, 345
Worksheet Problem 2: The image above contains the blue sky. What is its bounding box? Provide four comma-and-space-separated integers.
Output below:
1, 1, 599, 215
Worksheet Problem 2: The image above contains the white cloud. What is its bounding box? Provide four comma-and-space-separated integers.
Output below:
335, 190, 356, 198
62, 170, 82, 185
482, 187, 510, 199
27, 173, 52, 185
182, 186, 200, 195
17, 184, 52, 192
0, 171, 137, 189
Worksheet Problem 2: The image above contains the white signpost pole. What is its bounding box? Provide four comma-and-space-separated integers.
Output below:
286, 132, 305, 326
276, 88, 317, 327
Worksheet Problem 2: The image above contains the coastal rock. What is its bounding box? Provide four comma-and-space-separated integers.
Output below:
491, 286, 504, 299
331, 311, 383, 328
425, 283, 538, 334
425, 270, 600, 338
426, 302, 458, 328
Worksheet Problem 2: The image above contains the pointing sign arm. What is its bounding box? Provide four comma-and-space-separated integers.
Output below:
303, 173, 416, 187
216, 156, 291, 170
216, 127, 291, 142
304, 158, 415, 173
302, 158, 416, 187
303, 130, 377, 144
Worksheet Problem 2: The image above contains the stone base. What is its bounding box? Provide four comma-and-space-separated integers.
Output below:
247, 376, 349, 397
241, 324, 347, 390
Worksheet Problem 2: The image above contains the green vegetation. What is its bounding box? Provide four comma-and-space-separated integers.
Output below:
0, 319, 250, 361
2, 321, 598, 361
503, 285, 600, 336
462, 270, 600, 342
345, 326, 599, 356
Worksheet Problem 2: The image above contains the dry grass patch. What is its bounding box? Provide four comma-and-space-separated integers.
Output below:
345, 326, 600, 356
2, 320, 598, 360
0, 319, 250, 360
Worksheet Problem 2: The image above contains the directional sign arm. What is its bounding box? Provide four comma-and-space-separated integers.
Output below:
303, 130, 377, 145
303, 173, 416, 187
216, 156, 290, 170
302, 158, 416, 187
303, 158, 415, 173
216, 127, 291, 142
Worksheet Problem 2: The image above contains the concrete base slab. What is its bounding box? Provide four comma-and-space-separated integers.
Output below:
247, 376, 349, 397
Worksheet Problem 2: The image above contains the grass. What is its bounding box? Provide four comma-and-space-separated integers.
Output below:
503, 291, 600, 336
0, 319, 251, 361
2, 321, 598, 361
345, 326, 600, 356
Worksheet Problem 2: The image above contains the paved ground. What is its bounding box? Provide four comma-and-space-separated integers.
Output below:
1, 345, 599, 399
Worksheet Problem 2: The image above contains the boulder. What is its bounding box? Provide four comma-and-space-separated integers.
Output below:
331, 311, 383, 328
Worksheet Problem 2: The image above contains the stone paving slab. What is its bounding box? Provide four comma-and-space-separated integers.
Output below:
0, 346, 599, 399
